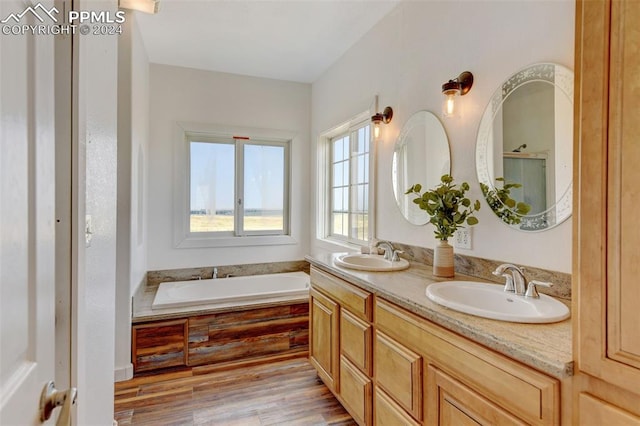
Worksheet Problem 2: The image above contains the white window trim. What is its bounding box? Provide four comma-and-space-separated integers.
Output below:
173, 121, 297, 248
316, 110, 376, 250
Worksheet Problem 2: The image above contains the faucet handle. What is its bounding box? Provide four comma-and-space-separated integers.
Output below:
391, 250, 404, 262
525, 280, 553, 298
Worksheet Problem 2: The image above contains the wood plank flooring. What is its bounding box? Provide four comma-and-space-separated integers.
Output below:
114, 357, 355, 425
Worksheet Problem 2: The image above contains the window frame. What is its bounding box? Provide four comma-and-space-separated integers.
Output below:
173, 122, 296, 249
317, 111, 376, 248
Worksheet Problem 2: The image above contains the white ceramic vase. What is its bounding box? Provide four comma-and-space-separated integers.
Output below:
433, 240, 454, 278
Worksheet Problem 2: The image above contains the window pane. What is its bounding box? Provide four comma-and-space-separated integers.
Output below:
243, 144, 285, 232
350, 213, 366, 241
356, 184, 366, 212
343, 135, 350, 160
190, 141, 235, 232
332, 212, 347, 237
356, 154, 367, 184
333, 137, 347, 162
333, 162, 345, 187
333, 187, 344, 211
357, 126, 369, 154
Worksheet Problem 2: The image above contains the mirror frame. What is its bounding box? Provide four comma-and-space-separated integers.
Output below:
475, 62, 573, 231
392, 110, 451, 225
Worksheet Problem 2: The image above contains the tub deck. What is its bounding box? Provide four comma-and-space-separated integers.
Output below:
133, 272, 310, 323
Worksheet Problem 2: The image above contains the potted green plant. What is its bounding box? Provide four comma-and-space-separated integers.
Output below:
406, 174, 481, 277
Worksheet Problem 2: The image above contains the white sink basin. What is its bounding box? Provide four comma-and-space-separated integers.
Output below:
426, 281, 570, 323
335, 254, 410, 272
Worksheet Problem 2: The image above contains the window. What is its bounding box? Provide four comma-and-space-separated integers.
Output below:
188, 134, 289, 237
322, 117, 373, 246
173, 122, 296, 249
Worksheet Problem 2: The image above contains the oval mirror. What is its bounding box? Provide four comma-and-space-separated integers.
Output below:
475, 63, 573, 231
392, 111, 451, 225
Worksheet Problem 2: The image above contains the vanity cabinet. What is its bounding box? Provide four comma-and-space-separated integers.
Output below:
376, 299, 559, 425
574, 0, 640, 420
309, 266, 560, 425
310, 267, 374, 424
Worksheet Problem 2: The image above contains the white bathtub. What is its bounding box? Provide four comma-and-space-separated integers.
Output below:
151, 271, 310, 310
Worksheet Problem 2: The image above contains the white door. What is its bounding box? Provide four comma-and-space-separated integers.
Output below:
0, 0, 62, 424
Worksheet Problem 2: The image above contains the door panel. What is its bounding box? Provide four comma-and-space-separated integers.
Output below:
309, 288, 339, 392
0, 0, 57, 423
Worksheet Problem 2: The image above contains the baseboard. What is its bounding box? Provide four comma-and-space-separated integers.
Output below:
114, 363, 134, 382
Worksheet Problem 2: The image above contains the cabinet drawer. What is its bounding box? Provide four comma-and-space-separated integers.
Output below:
341, 309, 372, 375
374, 387, 420, 426
311, 267, 372, 321
578, 393, 640, 425
375, 299, 559, 425
375, 331, 422, 421
340, 356, 373, 426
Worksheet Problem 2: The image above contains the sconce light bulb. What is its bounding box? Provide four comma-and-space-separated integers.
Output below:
374, 122, 381, 139
444, 93, 456, 117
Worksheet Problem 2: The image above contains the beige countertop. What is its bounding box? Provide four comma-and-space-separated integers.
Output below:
305, 252, 573, 380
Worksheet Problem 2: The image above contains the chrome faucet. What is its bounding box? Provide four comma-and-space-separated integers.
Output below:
213, 267, 218, 279
375, 240, 404, 262
492, 264, 527, 295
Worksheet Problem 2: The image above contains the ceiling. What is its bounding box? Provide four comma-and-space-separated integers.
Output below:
134, 0, 400, 83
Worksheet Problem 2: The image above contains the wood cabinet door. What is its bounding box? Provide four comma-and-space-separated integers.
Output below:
309, 288, 340, 392
426, 366, 526, 426
575, 0, 640, 395
374, 331, 422, 421
374, 387, 420, 426
340, 356, 372, 426
579, 393, 640, 425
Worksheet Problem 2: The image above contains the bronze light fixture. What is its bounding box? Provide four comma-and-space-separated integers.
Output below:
371, 106, 393, 138
442, 71, 474, 118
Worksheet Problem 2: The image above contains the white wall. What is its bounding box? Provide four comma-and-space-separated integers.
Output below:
115, 13, 149, 382
147, 65, 311, 270
76, 0, 118, 422
311, 1, 574, 273
130, 17, 148, 295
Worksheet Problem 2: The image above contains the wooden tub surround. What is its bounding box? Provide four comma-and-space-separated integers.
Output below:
132, 303, 309, 374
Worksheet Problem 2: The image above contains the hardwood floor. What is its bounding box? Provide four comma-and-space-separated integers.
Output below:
114, 357, 355, 425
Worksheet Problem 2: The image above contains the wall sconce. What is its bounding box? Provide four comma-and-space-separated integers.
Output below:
119, 0, 159, 14
371, 106, 393, 139
442, 71, 474, 118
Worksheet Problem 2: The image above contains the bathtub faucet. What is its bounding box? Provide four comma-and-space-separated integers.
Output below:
213, 267, 218, 279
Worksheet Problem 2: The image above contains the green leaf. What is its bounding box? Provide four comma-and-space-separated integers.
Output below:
467, 216, 479, 226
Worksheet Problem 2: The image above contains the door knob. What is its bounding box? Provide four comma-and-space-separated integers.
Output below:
40, 381, 77, 426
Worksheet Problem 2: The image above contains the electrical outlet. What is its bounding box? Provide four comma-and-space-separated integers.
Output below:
454, 228, 472, 249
